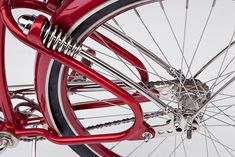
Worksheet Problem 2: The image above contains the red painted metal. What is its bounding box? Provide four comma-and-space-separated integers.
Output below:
13, 122, 155, 144
35, 54, 57, 131
50, 0, 156, 144
53, 0, 159, 42
51, 0, 108, 30
0, 6, 155, 144
0, 1, 158, 154
12, 0, 57, 15
0, 9, 16, 126
48, 2, 155, 155
15, 127, 131, 144
0, 0, 6, 6
19, 117, 45, 127
72, 93, 150, 110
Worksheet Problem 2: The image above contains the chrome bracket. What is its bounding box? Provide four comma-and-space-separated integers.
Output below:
152, 117, 200, 138
0, 132, 18, 153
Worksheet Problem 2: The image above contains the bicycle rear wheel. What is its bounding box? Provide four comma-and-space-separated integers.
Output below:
46, 0, 235, 156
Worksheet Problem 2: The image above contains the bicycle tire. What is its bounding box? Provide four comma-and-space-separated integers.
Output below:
47, 1, 147, 156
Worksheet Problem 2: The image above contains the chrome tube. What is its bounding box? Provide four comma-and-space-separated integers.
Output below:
102, 23, 180, 78
79, 50, 180, 117
194, 40, 235, 78
193, 74, 235, 119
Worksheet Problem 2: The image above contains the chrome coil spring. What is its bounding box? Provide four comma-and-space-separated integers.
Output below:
41, 21, 81, 57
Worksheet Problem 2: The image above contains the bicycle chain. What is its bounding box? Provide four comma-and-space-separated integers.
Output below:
19, 112, 164, 141
144, 80, 179, 87
86, 111, 166, 131
20, 80, 209, 136
85, 79, 209, 131
19, 137, 45, 142
85, 80, 173, 131
19, 112, 163, 141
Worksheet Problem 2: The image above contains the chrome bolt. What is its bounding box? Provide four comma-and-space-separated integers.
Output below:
18, 14, 36, 34
0, 139, 9, 153
187, 129, 192, 139
174, 116, 181, 128
142, 132, 153, 143
186, 116, 193, 139
0, 132, 18, 153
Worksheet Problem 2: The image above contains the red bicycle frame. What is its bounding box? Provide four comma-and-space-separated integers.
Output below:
0, 0, 156, 145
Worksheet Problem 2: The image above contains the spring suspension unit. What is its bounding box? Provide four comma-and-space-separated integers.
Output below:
18, 14, 81, 57
41, 21, 81, 57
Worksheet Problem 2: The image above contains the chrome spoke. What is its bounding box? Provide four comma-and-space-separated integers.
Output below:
181, 135, 188, 157
174, 136, 177, 157
193, 74, 235, 118
214, 71, 235, 88
109, 142, 122, 151
205, 124, 221, 157
73, 93, 131, 111
147, 137, 168, 157
205, 110, 235, 119
210, 102, 235, 123
209, 28, 235, 93
203, 70, 235, 85
220, 55, 235, 80
204, 127, 209, 157
132, 8, 172, 69
102, 23, 177, 77
110, 18, 176, 97
202, 104, 234, 122
159, 1, 203, 100
180, 0, 189, 95
131, 8, 200, 111
204, 113, 235, 127
133, 8, 179, 94
102, 22, 202, 107
198, 131, 235, 153
82, 44, 180, 86
126, 141, 145, 157
211, 95, 235, 103
207, 104, 235, 109
159, 1, 190, 76
91, 30, 150, 93
194, 40, 235, 78
93, 30, 143, 83
205, 124, 235, 156
133, 8, 171, 67
79, 49, 181, 117
183, 0, 217, 108
202, 124, 235, 127
129, 9, 160, 79
59, 1, 235, 156
167, 137, 186, 157
186, 0, 216, 77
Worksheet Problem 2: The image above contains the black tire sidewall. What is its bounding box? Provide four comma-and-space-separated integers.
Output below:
47, 0, 146, 156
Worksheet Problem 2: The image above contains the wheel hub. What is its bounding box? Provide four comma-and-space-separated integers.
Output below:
155, 78, 211, 139
176, 79, 210, 114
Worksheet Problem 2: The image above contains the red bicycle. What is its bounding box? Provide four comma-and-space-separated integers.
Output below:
1, 0, 235, 156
